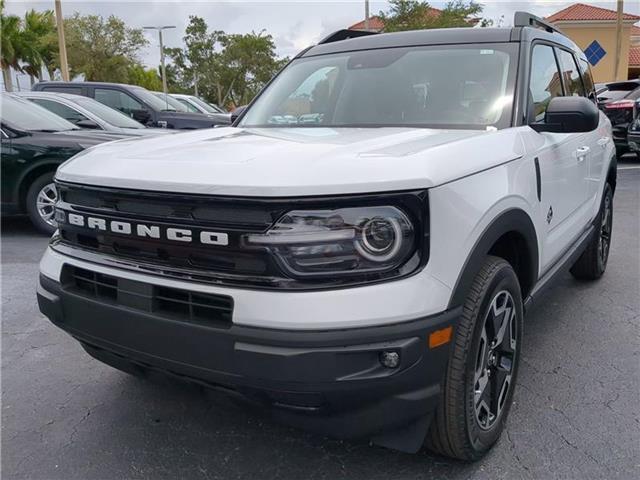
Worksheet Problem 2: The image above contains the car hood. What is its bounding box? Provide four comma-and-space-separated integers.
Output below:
207, 112, 232, 124
57, 127, 525, 196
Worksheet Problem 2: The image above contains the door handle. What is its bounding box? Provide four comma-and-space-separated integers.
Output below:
575, 146, 590, 161
597, 137, 610, 148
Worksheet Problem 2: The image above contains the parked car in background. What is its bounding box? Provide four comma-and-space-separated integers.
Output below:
170, 93, 232, 125
1, 94, 125, 233
32, 82, 226, 129
171, 93, 227, 113
151, 91, 193, 113
628, 103, 640, 155
596, 80, 640, 157
15, 92, 172, 137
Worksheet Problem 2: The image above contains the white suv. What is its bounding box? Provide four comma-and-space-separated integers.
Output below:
37, 13, 615, 460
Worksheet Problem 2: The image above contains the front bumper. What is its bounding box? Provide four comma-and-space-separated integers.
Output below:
37, 267, 458, 450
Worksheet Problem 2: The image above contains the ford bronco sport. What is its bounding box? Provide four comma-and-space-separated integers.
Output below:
37, 13, 616, 460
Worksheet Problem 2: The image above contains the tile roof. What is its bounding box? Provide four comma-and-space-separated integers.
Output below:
631, 25, 640, 36
349, 16, 386, 31
547, 3, 640, 23
349, 7, 443, 31
630, 46, 640, 67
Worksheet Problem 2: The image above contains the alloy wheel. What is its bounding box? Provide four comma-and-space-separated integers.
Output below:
36, 182, 58, 228
473, 290, 517, 430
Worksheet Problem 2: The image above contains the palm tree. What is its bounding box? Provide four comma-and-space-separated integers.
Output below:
1, 9, 23, 92
21, 9, 56, 85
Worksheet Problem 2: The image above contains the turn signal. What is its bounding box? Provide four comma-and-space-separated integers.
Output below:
429, 326, 453, 349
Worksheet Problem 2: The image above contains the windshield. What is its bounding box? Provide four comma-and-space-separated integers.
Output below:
189, 96, 224, 114
240, 44, 518, 130
132, 87, 178, 112
152, 92, 190, 112
1, 95, 78, 132
74, 96, 145, 128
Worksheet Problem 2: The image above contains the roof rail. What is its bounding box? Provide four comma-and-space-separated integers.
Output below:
514, 11, 563, 35
318, 29, 378, 45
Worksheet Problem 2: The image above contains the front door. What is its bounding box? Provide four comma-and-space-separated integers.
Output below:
528, 43, 590, 271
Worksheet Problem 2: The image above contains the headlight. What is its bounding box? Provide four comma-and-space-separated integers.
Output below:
245, 206, 416, 278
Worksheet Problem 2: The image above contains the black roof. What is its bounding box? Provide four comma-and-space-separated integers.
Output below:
302, 25, 580, 58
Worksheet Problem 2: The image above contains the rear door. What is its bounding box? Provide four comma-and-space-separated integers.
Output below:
528, 43, 589, 270
577, 56, 610, 210
555, 47, 596, 207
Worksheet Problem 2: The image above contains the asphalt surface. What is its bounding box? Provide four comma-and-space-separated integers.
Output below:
2, 159, 639, 480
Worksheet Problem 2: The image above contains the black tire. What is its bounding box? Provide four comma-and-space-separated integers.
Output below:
570, 183, 613, 280
25, 172, 58, 235
616, 147, 626, 159
426, 256, 523, 461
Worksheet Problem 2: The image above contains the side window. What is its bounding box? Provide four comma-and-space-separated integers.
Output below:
578, 58, 596, 101
529, 44, 564, 122
94, 89, 144, 117
31, 99, 89, 125
556, 48, 586, 97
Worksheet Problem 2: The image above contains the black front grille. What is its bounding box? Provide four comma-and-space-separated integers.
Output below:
54, 182, 429, 289
62, 266, 233, 328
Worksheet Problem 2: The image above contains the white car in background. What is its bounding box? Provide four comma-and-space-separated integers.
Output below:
171, 93, 226, 113
15, 91, 173, 137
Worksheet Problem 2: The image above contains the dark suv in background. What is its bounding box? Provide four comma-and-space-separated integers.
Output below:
33, 82, 226, 130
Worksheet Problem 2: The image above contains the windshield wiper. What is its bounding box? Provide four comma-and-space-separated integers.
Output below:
31, 129, 60, 133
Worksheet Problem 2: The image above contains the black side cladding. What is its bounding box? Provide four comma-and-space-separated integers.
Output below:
534, 157, 542, 201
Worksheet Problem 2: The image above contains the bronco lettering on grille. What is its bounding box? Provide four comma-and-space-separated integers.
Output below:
65, 213, 229, 246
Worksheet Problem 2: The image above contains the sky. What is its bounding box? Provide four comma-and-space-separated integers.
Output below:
4, 0, 640, 84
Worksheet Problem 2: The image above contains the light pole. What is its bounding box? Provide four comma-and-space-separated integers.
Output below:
54, 0, 70, 81
364, 0, 370, 30
144, 25, 176, 100
613, 0, 624, 81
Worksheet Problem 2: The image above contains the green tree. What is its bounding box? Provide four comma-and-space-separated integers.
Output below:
379, 0, 486, 32
1, 2, 23, 91
63, 13, 148, 82
127, 64, 162, 91
216, 31, 288, 106
165, 16, 287, 108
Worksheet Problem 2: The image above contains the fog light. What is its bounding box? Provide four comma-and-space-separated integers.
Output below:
379, 351, 400, 369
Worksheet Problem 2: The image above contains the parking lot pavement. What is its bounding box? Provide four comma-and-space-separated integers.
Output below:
2, 159, 639, 480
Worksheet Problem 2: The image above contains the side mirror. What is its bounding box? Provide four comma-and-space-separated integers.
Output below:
530, 97, 599, 133
75, 119, 100, 129
230, 105, 247, 124
131, 109, 151, 124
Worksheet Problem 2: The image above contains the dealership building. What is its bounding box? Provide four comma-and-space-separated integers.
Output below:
546, 3, 640, 82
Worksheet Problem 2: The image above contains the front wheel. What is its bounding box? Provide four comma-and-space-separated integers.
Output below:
426, 256, 523, 461
26, 172, 58, 235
